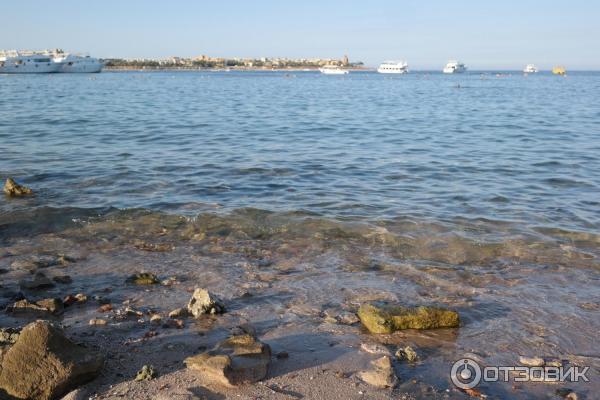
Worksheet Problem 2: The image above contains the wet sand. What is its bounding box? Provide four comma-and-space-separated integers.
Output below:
1, 208, 598, 399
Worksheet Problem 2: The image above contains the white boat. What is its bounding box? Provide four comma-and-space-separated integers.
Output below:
377, 61, 408, 74
0, 50, 60, 73
319, 65, 349, 75
523, 64, 538, 74
443, 60, 467, 74
53, 53, 103, 73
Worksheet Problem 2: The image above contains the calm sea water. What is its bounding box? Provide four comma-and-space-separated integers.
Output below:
2, 71, 600, 398
1, 71, 599, 233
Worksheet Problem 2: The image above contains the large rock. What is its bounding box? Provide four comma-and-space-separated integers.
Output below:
358, 303, 460, 334
358, 356, 398, 388
187, 288, 225, 317
3, 178, 32, 197
184, 328, 270, 386
19, 272, 55, 290
9, 298, 64, 317
0, 320, 103, 400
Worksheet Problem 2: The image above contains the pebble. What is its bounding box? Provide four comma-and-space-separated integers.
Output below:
395, 346, 419, 362
276, 351, 289, 359
89, 319, 107, 326
518, 356, 544, 367
150, 314, 162, 324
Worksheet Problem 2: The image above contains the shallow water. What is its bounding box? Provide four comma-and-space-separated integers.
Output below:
1, 71, 599, 398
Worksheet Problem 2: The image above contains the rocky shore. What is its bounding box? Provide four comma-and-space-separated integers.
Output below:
1, 178, 597, 399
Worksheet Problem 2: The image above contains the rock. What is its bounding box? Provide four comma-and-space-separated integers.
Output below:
135, 365, 156, 381
276, 351, 289, 360
0, 320, 103, 400
126, 272, 159, 285
168, 307, 189, 319
150, 314, 162, 324
358, 356, 398, 388
163, 319, 184, 329
360, 343, 392, 356
134, 242, 172, 252
395, 346, 419, 362
0, 328, 20, 346
53, 275, 73, 284
338, 311, 360, 325
97, 304, 113, 313
358, 303, 460, 334
63, 294, 86, 307
185, 329, 271, 386
11, 256, 60, 271
19, 272, 55, 290
187, 288, 225, 317
518, 356, 544, 367
88, 319, 107, 326
9, 298, 64, 317
3, 178, 32, 197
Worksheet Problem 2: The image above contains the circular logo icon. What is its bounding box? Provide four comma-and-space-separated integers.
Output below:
451, 358, 482, 389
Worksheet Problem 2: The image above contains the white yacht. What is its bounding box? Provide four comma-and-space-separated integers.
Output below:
319, 65, 349, 75
377, 61, 408, 74
443, 60, 467, 74
0, 50, 60, 73
53, 53, 103, 73
523, 64, 538, 74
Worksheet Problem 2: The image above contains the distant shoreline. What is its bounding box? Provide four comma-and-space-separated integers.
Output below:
103, 66, 370, 72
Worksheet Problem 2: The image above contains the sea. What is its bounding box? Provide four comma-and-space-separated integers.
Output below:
1, 70, 599, 398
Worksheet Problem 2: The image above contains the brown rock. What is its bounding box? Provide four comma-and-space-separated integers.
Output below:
3, 178, 32, 197
0, 320, 103, 400
358, 356, 398, 388
185, 329, 271, 386
9, 298, 64, 317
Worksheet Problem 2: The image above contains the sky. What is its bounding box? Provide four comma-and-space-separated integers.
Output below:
1, 0, 599, 70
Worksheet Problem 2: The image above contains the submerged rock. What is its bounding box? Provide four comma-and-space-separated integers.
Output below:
135, 365, 157, 381
168, 307, 189, 319
0, 320, 103, 400
8, 298, 64, 317
358, 356, 398, 388
360, 343, 392, 356
395, 346, 419, 362
358, 303, 460, 334
126, 272, 160, 285
19, 272, 55, 290
3, 178, 33, 197
184, 327, 271, 386
187, 288, 225, 317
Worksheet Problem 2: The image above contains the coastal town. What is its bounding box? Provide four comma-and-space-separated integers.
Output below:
103, 54, 365, 70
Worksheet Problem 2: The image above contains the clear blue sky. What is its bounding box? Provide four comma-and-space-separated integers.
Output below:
2, 0, 598, 69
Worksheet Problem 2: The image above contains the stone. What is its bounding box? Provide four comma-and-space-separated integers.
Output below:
52, 275, 73, 284
168, 307, 189, 319
276, 351, 289, 360
187, 288, 225, 317
97, 304, 113, 313
0, 320, 103, 400
360, 343, 392, 356
9, 298, 64, 317
19, 272, 55, 290
185, 328, 271, 386
11, 256, 60, 271
3, 178, 32, 197
135, 365, 156, 381
395, 346, 419, 362
150, 314, 162, 324
338, 311, 360, 325
358, 356, 398, 388
88, 319, 107, 326
518, 356, 544, 367
163, 319, 184, 329
126, 272, 160, 285
358, 303, 460, 334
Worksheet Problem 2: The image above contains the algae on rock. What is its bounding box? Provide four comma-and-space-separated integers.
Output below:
358, 303, 459, 334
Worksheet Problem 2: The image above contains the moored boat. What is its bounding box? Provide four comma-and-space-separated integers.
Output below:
523, 64, 539, 73
377, 61, 408, 74
443, 60, 467, 74
319, 65, 349, 75
0, 50, 60, 73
